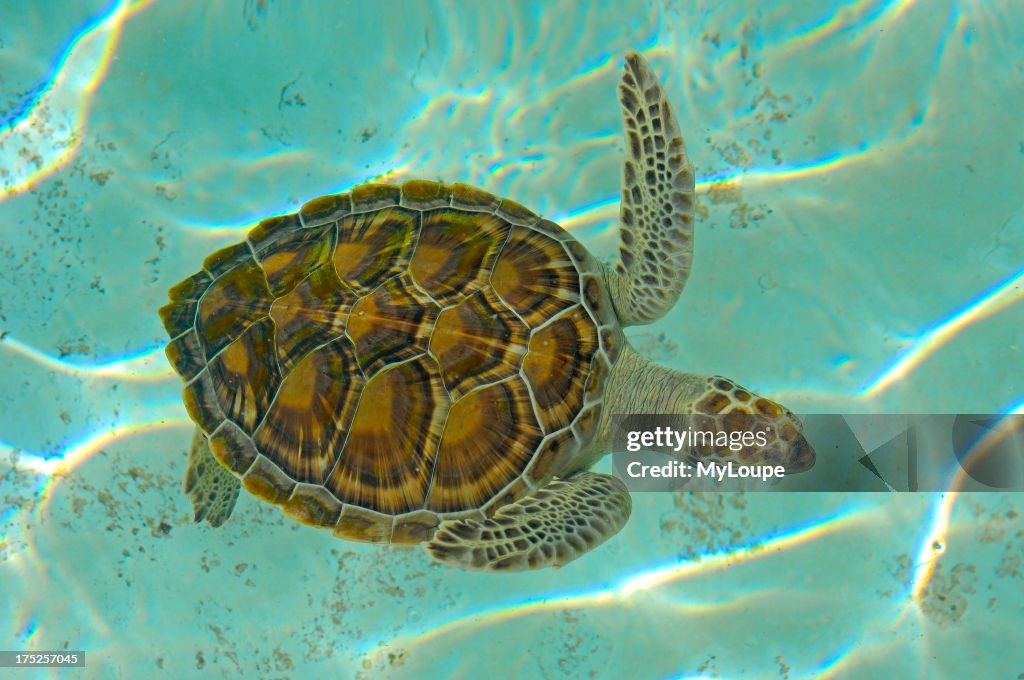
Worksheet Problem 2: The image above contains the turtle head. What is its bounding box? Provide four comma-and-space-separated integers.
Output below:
601, 344, 816, 474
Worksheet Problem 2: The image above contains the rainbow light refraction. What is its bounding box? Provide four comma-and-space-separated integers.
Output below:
0, 0, 153, 201
860, 266, 1024, 398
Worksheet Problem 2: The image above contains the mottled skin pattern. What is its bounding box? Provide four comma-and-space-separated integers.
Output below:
607, 52, 694, 327
183, 428, 238, 527
160, 51, 815, 573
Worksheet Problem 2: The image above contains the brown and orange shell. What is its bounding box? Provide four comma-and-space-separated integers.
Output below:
159, 180, 622, 544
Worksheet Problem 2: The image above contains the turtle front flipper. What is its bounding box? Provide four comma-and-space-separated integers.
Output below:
183, 427, 241, 527
608, 50, 695, 327
424, 472, 631, 571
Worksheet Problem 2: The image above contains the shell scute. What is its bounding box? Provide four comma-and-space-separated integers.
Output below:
490, 227, 580, 327
332, 206, 418, 295
580, 273, 617, 327
249, 215, 334, 297
325, 355, 448, 515
571, 402, 603, 442
182, 370, 227, 434
346, 274, 440, 376
253, 336, 362, 484
524, 429, 579, 486
164, 329, 206, 382
392, 510, 441, 544
350, 183, 401, 212
281, 483, 344, 528
203, 242, 253, 278
196, 256, 274, 358
208, 420, 259, 474
410, 209, 509, 304
532, 217, 572, 242
522, 305, 598, 433
426, 377, 542, 513
400, 179, 453, 210
249, 214, 297, 254
270, 265, 353, 373
205, 317, 281, 434
299, 192, 351, 227
333, 505, 394, 543
160, 270, 211, 338
242, 455, 296, 504
167, 269, 214, 303
562, 238, 592, 270
584, 351, 612, 404
429, 287, 529, 400
450, 183, 501, 212
599, 326, 623, 363
495, 197, 541, 227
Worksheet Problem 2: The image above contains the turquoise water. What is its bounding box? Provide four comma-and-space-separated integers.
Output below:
1, 0, 1022, 677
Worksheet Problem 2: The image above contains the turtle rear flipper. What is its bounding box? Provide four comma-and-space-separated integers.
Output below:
183, 428, 241, 527
424, 472, 631, 571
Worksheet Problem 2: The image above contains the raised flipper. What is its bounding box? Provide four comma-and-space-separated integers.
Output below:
608, 50, 696, 327
183, 427, 241, 527
424, 472, 632, 572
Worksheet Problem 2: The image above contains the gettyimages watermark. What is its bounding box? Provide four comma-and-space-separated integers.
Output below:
611, 414, 1024, 492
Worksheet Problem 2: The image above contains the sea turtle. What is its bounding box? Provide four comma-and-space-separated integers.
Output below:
159, 51, 814, 572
